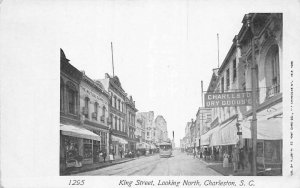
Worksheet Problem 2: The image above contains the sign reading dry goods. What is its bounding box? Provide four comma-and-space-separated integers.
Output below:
205, 91, 252, 107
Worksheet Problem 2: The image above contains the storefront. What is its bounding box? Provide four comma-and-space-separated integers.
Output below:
111, 135, 128, 159
241, 103, 282, 169
60, 124, 102, 167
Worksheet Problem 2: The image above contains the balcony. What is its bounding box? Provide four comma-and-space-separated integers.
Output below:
82, 107, 88, 116
100, 115, 105, 123
266, 84, 280, 99
92, 112, 97, 119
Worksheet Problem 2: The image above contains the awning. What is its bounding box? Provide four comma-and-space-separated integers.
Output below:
209, 126, 220, 146
242, 117, 282, 140
218, 118, 239, 145
150, 144, 156, 149
200, 126, 218, 146
242, 103, 282, 140
200, 132, 210, 146
60, 124, 101, 141
112, 135, 128, 144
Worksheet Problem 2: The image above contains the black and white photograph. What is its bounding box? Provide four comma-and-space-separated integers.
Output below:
1, 0, 300, 187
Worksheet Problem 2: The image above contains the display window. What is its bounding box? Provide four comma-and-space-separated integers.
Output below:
83, 139, 93, 159
64, 136, 80, 167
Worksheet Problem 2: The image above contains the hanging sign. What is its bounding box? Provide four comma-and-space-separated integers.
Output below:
205, 91, 252, 108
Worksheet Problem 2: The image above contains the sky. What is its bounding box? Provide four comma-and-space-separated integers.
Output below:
56, 0, 247, 147
0, 0, 290, 148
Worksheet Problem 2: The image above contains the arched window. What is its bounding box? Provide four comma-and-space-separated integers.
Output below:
84, 97, 89, 118
265, 45, 280, 98
66, 81, 77, 115
93, 102, 98, 120
115, 116, 118, 130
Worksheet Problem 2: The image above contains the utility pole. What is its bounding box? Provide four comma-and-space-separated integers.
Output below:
111, 42, 115, 77
217, 33, 220, 68
246, 13, 258, 176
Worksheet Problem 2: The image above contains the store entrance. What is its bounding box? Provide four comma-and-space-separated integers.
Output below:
93, 140, 100, 163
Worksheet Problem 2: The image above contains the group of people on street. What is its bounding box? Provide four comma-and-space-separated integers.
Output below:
224, 146, 253, 173
187, 145, 253, 173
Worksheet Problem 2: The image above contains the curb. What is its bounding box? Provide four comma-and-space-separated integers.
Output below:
63, 154, 159, 175
63, 158, 135, 175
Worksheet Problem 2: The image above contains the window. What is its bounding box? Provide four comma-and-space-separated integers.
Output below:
68, 90, 76, 114
114, 96, 117, 108
233, 59, 237, 81
226, 69, 230, 90
119, 118, 121, 131
102, 106, 106, 121
118, 99, 121, 110
60, 82, 64, 111
114, 116, 118, 130
265, 45, 280, 98
221, 77, 225, 93
84, 97, 89, 118
94, 102, 98, 120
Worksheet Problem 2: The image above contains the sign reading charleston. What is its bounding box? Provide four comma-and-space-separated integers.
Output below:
205, 91, 252, 108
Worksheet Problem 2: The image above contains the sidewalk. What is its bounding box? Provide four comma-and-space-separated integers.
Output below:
199, 158, 251, 176
191, 154, 251, 176
62, 153, 158, 175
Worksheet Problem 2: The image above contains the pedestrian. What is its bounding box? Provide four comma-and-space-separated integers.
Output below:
232, 147, 238, 173
109, 151, 114, 163
223, 151, 229, 168
193, 148, 196, 159
238, 148, 245, 170
120, 150, 123, 159
102, 151, 107, 163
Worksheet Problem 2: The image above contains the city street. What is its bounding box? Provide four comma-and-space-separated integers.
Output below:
76, 150, 221, 176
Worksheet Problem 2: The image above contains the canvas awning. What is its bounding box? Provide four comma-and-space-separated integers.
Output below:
218, 118, 239, 145
112, 135, 128, 144
209, 126, 220, 146
242, 117, 282, 140
242, 103, 282, 140
200, 126, 219, 146
136, 142, 150, 149
60, 124, 101, 141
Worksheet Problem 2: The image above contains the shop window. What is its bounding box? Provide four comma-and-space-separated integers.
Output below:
83, 139, 92, 159
64, 136, 79, 163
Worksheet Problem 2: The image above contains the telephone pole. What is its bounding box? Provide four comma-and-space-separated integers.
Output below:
111, 42, 115, 77
246, 13, 258, 176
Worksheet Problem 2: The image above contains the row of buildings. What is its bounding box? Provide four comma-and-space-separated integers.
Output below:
181, 13, 282, 171
60, 49, 169, 174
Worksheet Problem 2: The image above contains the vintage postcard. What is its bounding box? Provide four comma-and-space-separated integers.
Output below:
0, 0, 299, 188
